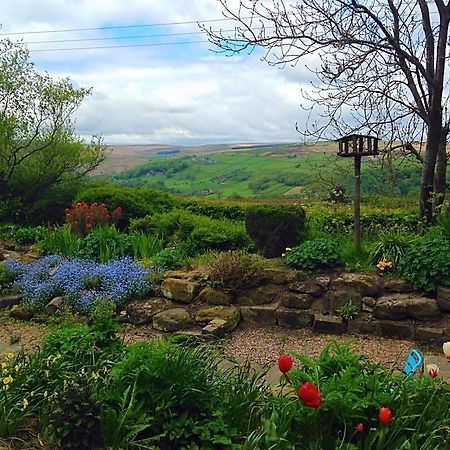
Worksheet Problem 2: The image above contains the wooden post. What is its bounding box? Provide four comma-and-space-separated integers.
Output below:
354, 155, 361, 255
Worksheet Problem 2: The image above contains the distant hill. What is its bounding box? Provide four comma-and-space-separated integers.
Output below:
106, 144, 423, 200
95, 141, 338, 175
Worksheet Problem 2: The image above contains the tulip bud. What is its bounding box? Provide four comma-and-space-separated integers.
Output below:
378, 406, 392, 425
443, 342, 450, 360
356, 423, 364, 433
297, 382, 321, 408
278, 354, 293, 373
426, 363, 439, 378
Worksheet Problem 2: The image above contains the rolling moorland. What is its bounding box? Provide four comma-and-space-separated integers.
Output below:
101, 142, 424, 200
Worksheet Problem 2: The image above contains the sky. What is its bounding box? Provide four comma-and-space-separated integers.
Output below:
0, 0, 318, 145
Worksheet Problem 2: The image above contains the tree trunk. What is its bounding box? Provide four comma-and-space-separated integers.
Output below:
420, 124, 441, 223
433, 132, 447, 213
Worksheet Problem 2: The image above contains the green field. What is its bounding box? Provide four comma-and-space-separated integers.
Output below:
110, 146, 423, 200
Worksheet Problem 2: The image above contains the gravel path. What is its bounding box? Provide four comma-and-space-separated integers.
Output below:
222, 324, 447, 378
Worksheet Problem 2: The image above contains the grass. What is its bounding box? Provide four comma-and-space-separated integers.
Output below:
110, 148, 425, 200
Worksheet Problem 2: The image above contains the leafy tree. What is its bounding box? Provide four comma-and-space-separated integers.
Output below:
204, 0, 450, 222
0, 39, 105, 222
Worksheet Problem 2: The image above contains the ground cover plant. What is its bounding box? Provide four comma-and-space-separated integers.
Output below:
3, 256, 150, 312
0, 317, 448, 449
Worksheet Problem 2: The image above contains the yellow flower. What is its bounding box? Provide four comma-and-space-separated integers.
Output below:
43, 390, 48, 398
1, 362, 8, 370
20, 398, 29, 411
6, 353, 14, 361
2, 375, 13, 385
91, 371, 100, 381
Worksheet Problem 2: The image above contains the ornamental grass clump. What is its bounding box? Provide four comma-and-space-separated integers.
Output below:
4, 256, 150, 312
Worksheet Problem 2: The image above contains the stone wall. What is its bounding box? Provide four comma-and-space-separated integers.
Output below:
122, 269, 450, 343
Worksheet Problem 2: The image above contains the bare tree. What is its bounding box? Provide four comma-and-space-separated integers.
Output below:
202, 0, 450, 221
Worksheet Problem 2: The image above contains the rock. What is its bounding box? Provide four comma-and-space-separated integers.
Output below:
347, 318, 379, 335
235, 284, 283, 306
281, 292, 313, 309
415, 326, 444, 343
437, 286, 450, 312
288, 281, 323, 297
315, 276, 331, 289
18, 251, 39, 263
276, 307, 314, 328
383, 278, 414, 293
331, 273, 381, 297
362, 297, 376, 312
163, 270, 192, 279
194, 306, 240, 332
378, 320, 414, 339
373, 294, 440, 320
0, 294, 22, 310
262, 268, 297, 285
152, 308, 194, 332
313, 314, 345, 334
325, 290, 362, 314
9, 306, 34, 321
160, 278, 200, 303
202, 319, 228, 337
45, 296, 64, 314
125, 297, 174, 324
241, 304, 278, 326
196, 287, 232, 305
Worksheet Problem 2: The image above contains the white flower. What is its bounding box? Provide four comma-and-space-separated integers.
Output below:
443, 342, 450, 359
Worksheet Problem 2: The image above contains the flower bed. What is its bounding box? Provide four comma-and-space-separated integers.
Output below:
4, 256, 150, 311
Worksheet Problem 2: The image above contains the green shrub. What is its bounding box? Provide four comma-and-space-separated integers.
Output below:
37, 226, 81, 258
151, 247, 186, 270
131, 209, 253, 256
206, 250, 267, 291
46, 375, 104, 450
13, 225, 48, 245
76, 184, 175, 227
0, 262, 13, 295
398, 233, 450, 292
371, 231, 414, 267
245, 205, 306, 258
129, 232, 163, 260
179, 198, 247, 221
285, 238, 342, 270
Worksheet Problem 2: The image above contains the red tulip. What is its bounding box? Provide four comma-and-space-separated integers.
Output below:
356, 423, 364, 433
278, 354, 293, 373
378, 406, 392, 425
297, 382, 321, 408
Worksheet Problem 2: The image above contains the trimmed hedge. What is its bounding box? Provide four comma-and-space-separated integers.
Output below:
245, 204, 306, 258
130, 209, 253, 255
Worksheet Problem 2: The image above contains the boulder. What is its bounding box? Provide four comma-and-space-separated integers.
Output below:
194, 305, 240, 332
378, 320, 414, 339
125, 297, 174, 324
325, 290, 362, 314
152, 308, 194, 332
276, 307, 314, 328
281, 292, 313, 309
241, 304, 278, 326
437, 286, 450, 312
196, 287, 232, 305
331, 273, 381, 297
383, 278, 414, 294
236, 284, 283, 306
313, 314, 345, 334
9, 306, 34, 321
160, 278, 200, 303
202, 319, 228, 337
45, 296, 64, 314
373, 294, 440, 320
262, 268, 297, 285
0, 294, 22, 310
288, 281, 323, 297
362, 296, 376, 312
18, 251, 39, 263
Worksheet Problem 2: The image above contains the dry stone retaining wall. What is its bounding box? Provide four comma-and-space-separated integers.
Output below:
120, 269, 450, 343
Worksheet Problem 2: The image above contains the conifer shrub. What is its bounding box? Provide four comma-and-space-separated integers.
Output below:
245, 204, 306, 257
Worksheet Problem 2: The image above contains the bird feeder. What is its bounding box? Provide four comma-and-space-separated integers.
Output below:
336, 134, 380, 254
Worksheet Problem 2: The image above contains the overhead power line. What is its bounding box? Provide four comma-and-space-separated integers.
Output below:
29, 39, 211, 53
0, 17, 252, 36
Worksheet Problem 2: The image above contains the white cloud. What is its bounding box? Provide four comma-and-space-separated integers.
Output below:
2, 0, 320, 144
